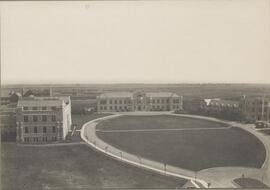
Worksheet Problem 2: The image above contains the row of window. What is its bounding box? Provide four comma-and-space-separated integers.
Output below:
100, 99, 132, 105
100, 99, 181, 105
23, 115, 56, 122
24, 136, 57, 142
24, 126, 56, 133
100, 106, 131, 111
23, 106, 57, 111
99, 105, 180, 111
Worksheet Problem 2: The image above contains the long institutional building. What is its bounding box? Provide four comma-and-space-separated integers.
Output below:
97, 92, 183, 112
16, 96, 72, 143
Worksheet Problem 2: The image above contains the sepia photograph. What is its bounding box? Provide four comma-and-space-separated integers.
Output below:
1, 0, 270, 189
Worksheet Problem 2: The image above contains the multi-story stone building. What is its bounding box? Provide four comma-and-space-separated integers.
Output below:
16, 96, 72, 143
97, 92, 183, 112
239, 95, 270, 123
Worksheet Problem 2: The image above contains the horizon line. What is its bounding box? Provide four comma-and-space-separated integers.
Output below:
1, 82, 270, 86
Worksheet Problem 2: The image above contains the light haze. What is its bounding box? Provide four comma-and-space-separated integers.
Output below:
1, 0, 270, 84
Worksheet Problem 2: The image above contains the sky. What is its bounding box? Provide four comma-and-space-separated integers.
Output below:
1, 0, 270, 84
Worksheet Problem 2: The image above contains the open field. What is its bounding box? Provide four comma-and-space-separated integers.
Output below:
96, 115, 266, 171
1, 143, 187, 190
97, 115, 229, 131
3, 83, 270, 100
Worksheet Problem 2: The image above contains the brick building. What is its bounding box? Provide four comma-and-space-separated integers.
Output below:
16, 96, 72, 143
97, 92, 183, 112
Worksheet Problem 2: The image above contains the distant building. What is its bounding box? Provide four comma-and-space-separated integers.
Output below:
16, 96, 72, 143
201, 98, 239, 112
199, 98, 241, 121
97, 92, 183, 112
0, 104, 17, 141
1, 91, 22, 105
239, 95, 270, 123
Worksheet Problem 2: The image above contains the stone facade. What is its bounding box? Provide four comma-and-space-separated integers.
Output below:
97, 92, 183, 113
16, 96, 72, 143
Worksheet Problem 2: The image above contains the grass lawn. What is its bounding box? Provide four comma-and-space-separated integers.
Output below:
96, 115, 265, 171
233, 178, 268, 188
1, 143, 187, 190
72, 113, 112, 130
97, 115, 229, 131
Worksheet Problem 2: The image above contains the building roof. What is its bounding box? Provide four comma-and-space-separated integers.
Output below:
17, 96, 70, 107
145, 92, 179, 98
98, 92, 133, 98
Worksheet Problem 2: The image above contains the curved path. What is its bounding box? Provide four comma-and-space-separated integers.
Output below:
81, 112, 269, 188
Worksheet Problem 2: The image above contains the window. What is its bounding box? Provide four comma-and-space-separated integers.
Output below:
52, 136, 57, 141
173, 99, 180, 104
52, 126, 56, 133
23, 107, 29, 111
100, 100, 106, 105
43, 137, 47, 142
33, 115, 38, 122
109, 100, 113, 104
152, 99, 155, 104
157, 99, 160, 104
42, 115, 47, 122
161, 99, 164, 104
24, 127, 29, 133
24, 116, 28, 122
42, 107, 47, 110
33, 137, 38, 142
32, 107, 38, 110
51, 106, 57, 110
34, 126, 37, 133
24, 137, 29, 142
115, 100, 117, 104
119, 100, 122, 104
52, 115, 56, 122
110, 106, 112, 110
43, 126, 47, 133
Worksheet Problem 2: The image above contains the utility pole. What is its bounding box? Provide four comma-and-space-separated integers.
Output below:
267, 101, 270, 126
262, 95, 265, 121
